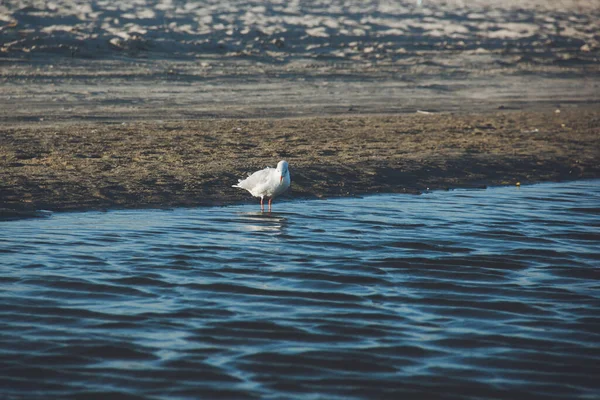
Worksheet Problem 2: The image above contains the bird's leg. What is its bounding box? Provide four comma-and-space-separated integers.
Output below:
268, 198, 272, 212
260, 197, 264, 212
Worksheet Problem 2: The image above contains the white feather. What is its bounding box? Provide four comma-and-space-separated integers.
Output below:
233, 160, 291, 200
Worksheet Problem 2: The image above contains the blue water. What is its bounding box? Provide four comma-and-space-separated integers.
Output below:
1, 180, 599, 399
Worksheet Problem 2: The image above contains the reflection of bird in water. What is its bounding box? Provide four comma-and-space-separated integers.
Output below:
238, 212, 288, 234
233, 160, 291, 212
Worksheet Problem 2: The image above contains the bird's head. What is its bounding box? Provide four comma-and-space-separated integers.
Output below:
277, 160, 289, 183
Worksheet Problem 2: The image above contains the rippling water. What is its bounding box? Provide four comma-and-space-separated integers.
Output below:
2, 180, 599, 399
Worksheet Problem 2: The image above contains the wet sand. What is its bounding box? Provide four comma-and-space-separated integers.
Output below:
1, 108, 599, 215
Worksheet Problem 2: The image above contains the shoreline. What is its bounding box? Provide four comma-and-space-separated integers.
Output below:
2, 107, 599, 217
1, 178, 598, 222
2, 0, 598, 220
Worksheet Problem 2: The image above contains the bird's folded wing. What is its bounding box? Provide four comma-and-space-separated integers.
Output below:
235, 167, 273, 190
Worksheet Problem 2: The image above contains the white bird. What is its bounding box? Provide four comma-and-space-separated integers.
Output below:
232, 160, 291, 211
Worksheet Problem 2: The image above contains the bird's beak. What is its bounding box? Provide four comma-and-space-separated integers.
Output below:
280, 175, 283, 183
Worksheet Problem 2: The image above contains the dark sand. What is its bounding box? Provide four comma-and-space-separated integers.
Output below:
2, 108, 599, 215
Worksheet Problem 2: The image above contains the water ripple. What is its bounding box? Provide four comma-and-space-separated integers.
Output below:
1, 180, 599, 399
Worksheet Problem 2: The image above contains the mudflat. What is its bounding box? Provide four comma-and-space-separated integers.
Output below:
1, 0, 599, 215
1, 108, 599, 214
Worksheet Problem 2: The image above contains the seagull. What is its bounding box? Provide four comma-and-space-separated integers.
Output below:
232, 160, 291, 211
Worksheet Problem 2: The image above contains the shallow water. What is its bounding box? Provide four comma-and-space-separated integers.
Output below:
1, 180, 599, 399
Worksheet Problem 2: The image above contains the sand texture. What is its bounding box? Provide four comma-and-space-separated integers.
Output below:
1, 109, 599, 214
1, 0, 599, 215
2, 0, 600, 123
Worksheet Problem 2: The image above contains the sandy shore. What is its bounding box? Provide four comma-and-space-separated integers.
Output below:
1, 1, 599, 217
1, 107, 599, 216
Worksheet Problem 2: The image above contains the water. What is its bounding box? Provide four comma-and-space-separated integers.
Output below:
1, 180, 599, 399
